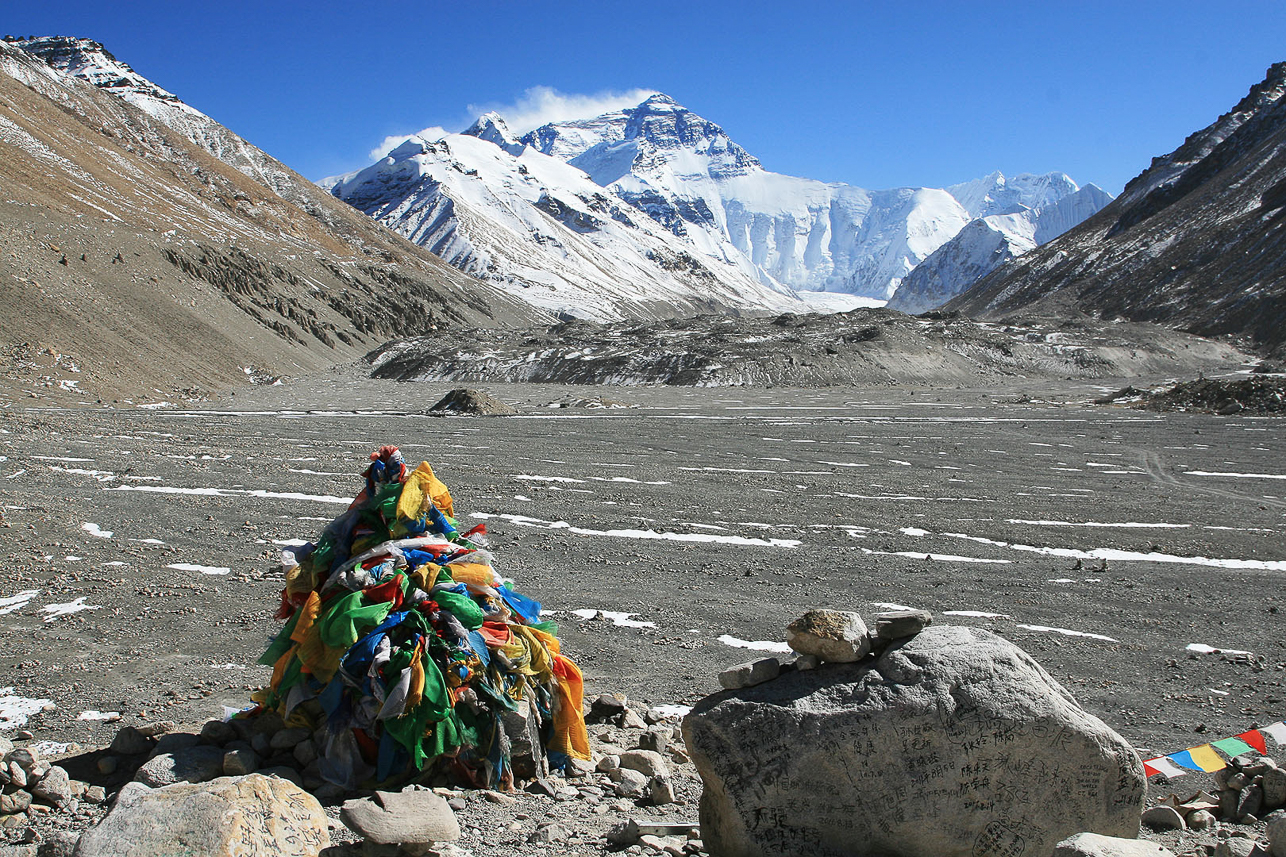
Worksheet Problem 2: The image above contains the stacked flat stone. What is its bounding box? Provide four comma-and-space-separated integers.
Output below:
0, 741, 83, 825
1211, 753, 1286, 824
717, 608, 933, 691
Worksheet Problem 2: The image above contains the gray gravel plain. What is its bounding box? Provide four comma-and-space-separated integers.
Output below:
1, 372, 1283, 851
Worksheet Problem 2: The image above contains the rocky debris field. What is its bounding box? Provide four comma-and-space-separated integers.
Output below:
1132, 376, 1286, 417
1, 374, 1284, 855
365, 309, 1251, 388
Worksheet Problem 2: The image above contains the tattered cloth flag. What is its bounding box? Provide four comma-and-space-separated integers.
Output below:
249, 446, 590, 790
1142, 720, 1286, 778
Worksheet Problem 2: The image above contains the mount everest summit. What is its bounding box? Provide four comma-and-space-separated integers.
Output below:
325, 94, 1112, 320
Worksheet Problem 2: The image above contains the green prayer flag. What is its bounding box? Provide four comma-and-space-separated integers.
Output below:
1211, 737, 1255, 758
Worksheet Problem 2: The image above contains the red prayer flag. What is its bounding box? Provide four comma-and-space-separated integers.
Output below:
1238, 729, 1268, 754
1143, 760, 1162, 777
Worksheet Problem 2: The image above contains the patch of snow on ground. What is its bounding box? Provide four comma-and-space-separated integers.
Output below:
570, 609, 656, 629
942, 610, 1011, 619
0, 688, 54, 728
41, 597, 101, 621
0, 590, 39, 615
650, 704, 692, 718
717, 634, 791, 653
860, 548, 1010, 564
82, 522, 113, 538
1016, 624, 1118, 642
1008, 519, 1189, 529
469, 512, 801, 548
871, 602, 916, 611
1186, 643, 1254, 656
167, 563, 231, 575
77, 710, 120, 721
1185, 470, 1286, 480
109, 485, 351, 504
29, 741, 73, 757
910, 529, 1286, 571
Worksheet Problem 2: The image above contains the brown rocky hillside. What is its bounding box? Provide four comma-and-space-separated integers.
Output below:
0, 40, 547, 406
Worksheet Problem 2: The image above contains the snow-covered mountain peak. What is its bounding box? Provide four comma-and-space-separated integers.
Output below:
464, 111, 525, 155
9, 36, 196, 115
947, 170, 1081, 219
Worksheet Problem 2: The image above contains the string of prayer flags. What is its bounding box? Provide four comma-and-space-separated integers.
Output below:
1142, 719, 1285, 779
1169, 744, 1226, 773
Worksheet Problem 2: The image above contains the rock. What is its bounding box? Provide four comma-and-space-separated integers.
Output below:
1141, 805, 1186, 830
96, 756, 118, 776
292, 740, 318, 769
133, 746, 226, 787
530, 822, 569, 844
526, 777, 557, 798
7, 762, 26, 789
786, 609, 871, 662
588, 695, 628, 724
483, 790, 516, 805
613, 768, 649, 798
1053, 832, 1176, 857
74, 774, 327, 857
873, 609, 934, 640
199, 719, 237, 746
3, 750, 36, 775
84, 786, 107, 804
37, 829, 79, 857
270, 727, 312, 751
30, 765, 71, 805
639, 728, 670, 753
0, 737, 10, 757
597, 754, 621, 773
258, 765, 303, 787
650, 776, 676, 805
619, 750, 669, 779
620, 709, 647, 730
684, 626, 1144, 857
503, 697, 549, 780
135, 721, 175, 739
794, 654, 821, 671
0, 790, 31, 814
109, 727, 152, 757
1265, 767, 1286, 810
567, 758, 597, 778
0, 846, 37, 857
149, 732, 200, 760
1188, 809, 1216, 830
718, 658, 780, 690
1214, 837, 1260, 857
223, 748, 259, 777
428, 388, 517, 416
1239, 784, 1265, 821
1268, 812, 1286, 857
340, 790, 460, 845
1221, 788, 1241, 820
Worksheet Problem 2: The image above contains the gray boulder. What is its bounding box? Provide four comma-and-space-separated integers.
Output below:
683, 626, 1144, 857
1053, 833, 1176, 857
786, 609, 871, 662
73, 774, 328, 857
133, 745, 226, 787
340, 790, 460, 845
1269, 811, 1286, 857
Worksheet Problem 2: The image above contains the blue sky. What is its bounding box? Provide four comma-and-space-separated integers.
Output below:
8, 1, 1286, 194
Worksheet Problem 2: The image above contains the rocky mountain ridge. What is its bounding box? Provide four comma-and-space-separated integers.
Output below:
947, 61, 1286, 356
0, 37, 546, 404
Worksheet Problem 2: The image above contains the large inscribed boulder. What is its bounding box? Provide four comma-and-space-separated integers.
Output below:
683, 626, 1144, 857
74, 773, 328, 857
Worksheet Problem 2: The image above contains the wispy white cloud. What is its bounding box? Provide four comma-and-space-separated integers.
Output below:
361, 87, 656, 165
468, 86, 658, 134
368, 126, 449, 161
